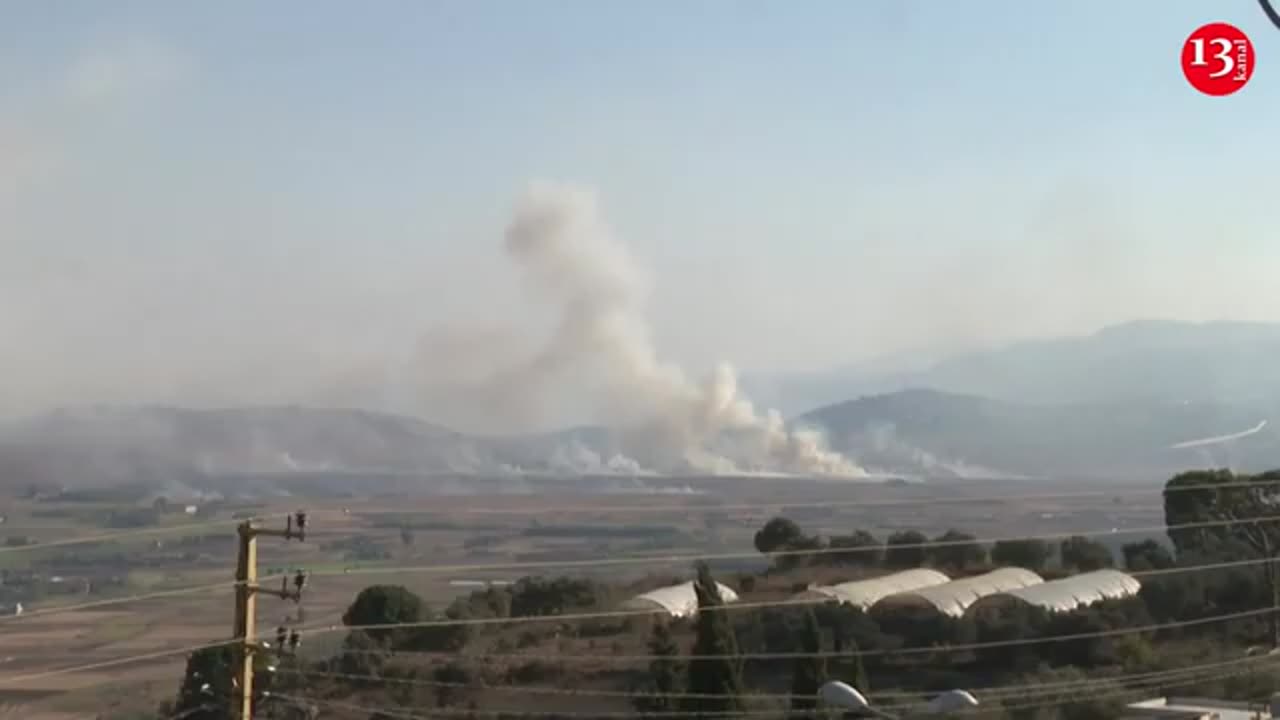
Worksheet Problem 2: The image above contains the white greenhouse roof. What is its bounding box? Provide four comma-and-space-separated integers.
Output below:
878, 567, 1044, 617
619, 581, 740, 618
985, 569, 1141, 613
794, 569, 952, 609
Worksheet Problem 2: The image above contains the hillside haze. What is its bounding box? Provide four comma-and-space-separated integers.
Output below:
744, 320, 1280, 416
3, 320, 1278, 489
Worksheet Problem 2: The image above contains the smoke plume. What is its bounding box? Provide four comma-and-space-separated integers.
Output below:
478, 181, 866, 477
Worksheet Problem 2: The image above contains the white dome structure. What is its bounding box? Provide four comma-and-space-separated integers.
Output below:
976, 569, 1141, 613
620, 581, 740, 618
875, 567, 1044, 618
794, 569, 952, 610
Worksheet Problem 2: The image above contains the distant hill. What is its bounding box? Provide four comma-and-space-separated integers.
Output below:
797, 388, 1279, 480
0, 406, 492, 488
5, 320, 1280, 489
746, 320, 1280, 416
0, 405, 641, 492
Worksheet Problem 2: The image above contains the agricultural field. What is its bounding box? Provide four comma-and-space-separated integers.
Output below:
0, 477, 1169, 718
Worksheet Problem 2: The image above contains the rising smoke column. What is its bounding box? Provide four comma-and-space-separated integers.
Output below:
499, 181, 867, 478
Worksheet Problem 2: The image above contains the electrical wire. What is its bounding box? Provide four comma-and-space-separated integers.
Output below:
0, 474, 1266, 559
307, 512, 1280, 580
962, 659, 1277, 715
4, 597, 1268, 691
0, 580, 242, 623
267, 695, 782, 718
0, 513, 290, 556
315, 552, 1280, 663
268, 654, 1278, 720
0, 523, 1267, 629
0, 474, 1267, 560
306, 604, 1273, 658
0, 638, 240, 687
274, 652, 1280, 705
326, 475, 1280, 518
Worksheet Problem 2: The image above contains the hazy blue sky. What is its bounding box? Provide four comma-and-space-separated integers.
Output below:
2, 1, 1278, 417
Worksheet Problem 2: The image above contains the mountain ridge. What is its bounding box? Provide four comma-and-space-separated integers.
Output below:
4, 319, 1279, 487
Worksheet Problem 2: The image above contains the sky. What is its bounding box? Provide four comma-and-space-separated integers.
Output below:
2, 0, 1278, 422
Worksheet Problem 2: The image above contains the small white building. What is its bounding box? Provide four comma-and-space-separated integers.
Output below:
183, 505, 199, 516
620, 581, 740, 618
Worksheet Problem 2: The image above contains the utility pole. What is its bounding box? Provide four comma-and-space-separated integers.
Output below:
233, 512, 309, 720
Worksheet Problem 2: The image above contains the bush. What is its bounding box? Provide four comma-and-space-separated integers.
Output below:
929, 529, 987, 571
507, 660, 565, 684
991, 538, 1054, 572
884, 530, 929, 568
509, 576, 605, 617
824, 530, 883, 567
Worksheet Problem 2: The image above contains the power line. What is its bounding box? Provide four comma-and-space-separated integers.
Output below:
321, 553, 1280, 662
0, 513, 290, 556
307, 513, 1280, 580
307, 604, 1272, 659
0, 597, 1267, 696
0, 580, 242, 623
0, 474, 1264, 559
0, 638, 239, 687
4, 600, 1265, 691
328, 476, 1280, 518
0, 517, 1265, 628
276, 653, 1279, 705
0, 474, 1267, 560
967, 659, 1276, 715
267, 694, 802, 718
0, 572, 297, 625
269, 655, 1278, 720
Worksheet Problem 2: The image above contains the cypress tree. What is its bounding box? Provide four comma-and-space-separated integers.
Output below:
633, 621, 684, 716
683, 563, 744, 718
789, 610, 826, 720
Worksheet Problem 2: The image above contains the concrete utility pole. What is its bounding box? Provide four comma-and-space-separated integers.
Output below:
233, 512, 309, 719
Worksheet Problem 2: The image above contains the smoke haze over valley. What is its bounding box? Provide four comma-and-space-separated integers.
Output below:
5, 1, 1278, 488
7, 183, 1280, 485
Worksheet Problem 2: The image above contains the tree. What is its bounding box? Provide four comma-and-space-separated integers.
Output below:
337, 628, 387, 682
683, 563, 744, 718
633, 622, 684, 716
1059, 536, 1114, 571
884, 530, 928, 568
991, 538, 1053, 572
824, 530, 883, 567
410, 603, 473, 653
789, 610, 826, 720
1164, 469, 1280, 646
754, 517, 805, 554
929, 529, 987, 571
1122, 540, 1174, 571
172, 647, 234, 720
432, 662, 473, 707
508, 576, 603, 617
343, 585, 425, 645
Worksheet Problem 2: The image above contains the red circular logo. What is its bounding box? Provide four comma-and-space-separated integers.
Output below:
1182, 22, 1255, 96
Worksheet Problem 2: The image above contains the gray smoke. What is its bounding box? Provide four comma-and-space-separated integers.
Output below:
489, 181, 867, 477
